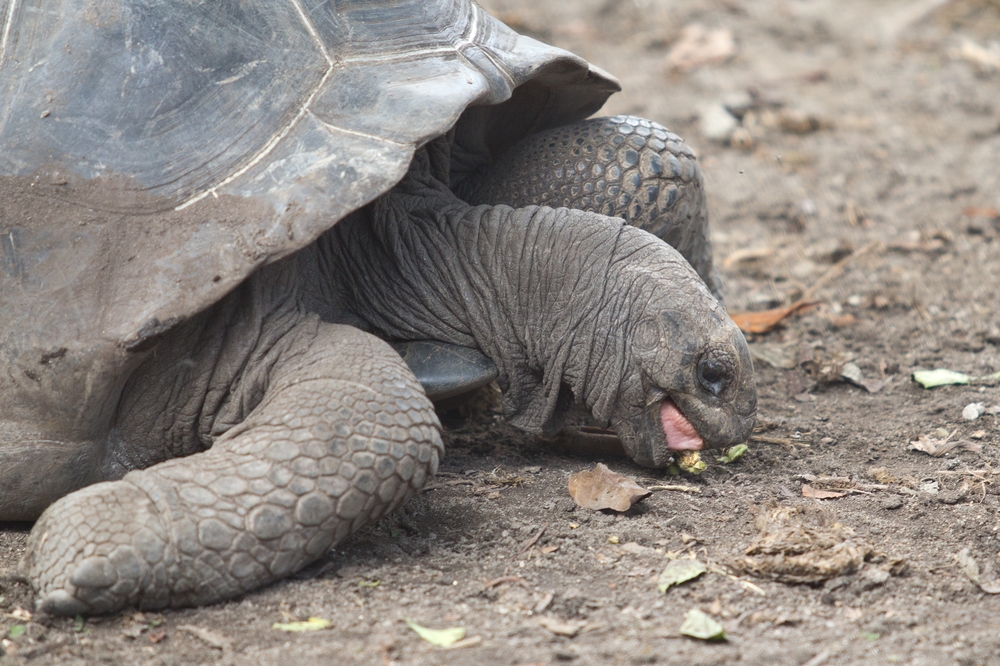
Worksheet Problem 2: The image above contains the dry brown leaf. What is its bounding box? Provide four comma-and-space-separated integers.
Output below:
537, 617, 588, 637
730, 301, 817, 334
801, 484, 847, 499
665, 24, 736, 71
906, 432, 979, 457
963, 207, 999, 219
954, 38, 1000, 72
955, 548, 1000, 594
723, 246, 775, 268
568, 463, 651, 512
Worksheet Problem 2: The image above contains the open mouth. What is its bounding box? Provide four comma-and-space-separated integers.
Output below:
660, 398, 704, 451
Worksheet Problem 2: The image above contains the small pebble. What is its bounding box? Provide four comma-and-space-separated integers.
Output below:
699, 102, 738, 142
880, 496, 903, 510
963, 402, 985, 420
936, 490, 966, 505
722, 91, 753, 118
859, 567, 891, 589
729, 127, 755, 150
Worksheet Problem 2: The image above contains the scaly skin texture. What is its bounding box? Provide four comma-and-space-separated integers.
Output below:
323, 139, 755, 462
457, 116, 719, 297
19, 118, 754, 615
24, 321, 442, 614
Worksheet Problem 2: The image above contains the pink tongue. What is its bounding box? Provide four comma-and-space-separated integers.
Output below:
660, 399, 705, 451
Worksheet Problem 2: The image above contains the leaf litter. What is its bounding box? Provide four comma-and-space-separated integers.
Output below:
568, 463, 651, 511
658, 558, 707, 593
717, 444, 749, 464
536, 617, 598, 638
907, 429, 981, 457
678, 609, 727, 641
730, 505, 882, 583
272, 617, 333, 632
954, 548, 1000, 594
665, 24, 737, 72
912, 368, 1000, 388
404, 619, 466, 647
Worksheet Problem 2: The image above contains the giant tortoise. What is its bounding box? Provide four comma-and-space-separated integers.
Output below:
0, 0, 756, 614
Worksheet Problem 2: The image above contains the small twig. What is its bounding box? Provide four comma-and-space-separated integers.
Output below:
443, 636, 483, 650
513, 523, 548, 559
178, 625, 233, 656
483, 575, 529, 590
801, 240, 880, 301
647, 485, 702, 494
21, 639, 72, 662
421, 479, 475, 492
801, 648, 834, 666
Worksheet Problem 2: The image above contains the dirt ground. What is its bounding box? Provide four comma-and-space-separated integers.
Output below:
4, 0, 1000, 664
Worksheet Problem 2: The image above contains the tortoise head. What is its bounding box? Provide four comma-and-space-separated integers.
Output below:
587, 241, 757, 468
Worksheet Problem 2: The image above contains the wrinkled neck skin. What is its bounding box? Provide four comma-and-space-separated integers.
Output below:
309, 144, 656, 436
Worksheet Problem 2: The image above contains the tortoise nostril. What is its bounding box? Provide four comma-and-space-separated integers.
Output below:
698, 354, 731, 396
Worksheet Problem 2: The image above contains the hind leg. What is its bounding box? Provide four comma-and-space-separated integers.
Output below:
22, 323, 441, 615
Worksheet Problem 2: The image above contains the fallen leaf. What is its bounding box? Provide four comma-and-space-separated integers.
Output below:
177, 625, 231, 651
7, 608, 31, 622
678, 609, 727, 641
534, 592, 554, 614
665, 24, 736, 71
906, 432, 982, 457
730, 301, 817, 334
619, 542, 657, 556
7, 625, 25, 639
829, 313, 857, 328
483, 576, 528, 590
442, 636, 482, 650
840, 362, 884, 393
776, 108, 823, 134
514, 523, 548, 558
568, 463, 651, 512
272, 617, 333, 633
953, 38, 1000, 72
749, 342, 798, 369
405, 619, 465, 647
718, 444, 749, 464
912, 369, 969, 388
149, 629, 167, 644
963, 207, 999, 219
537, 617, 587, 637
802, 484, 847, 499
658, 559, 707, 593
723, 246, 774, 268
955, 548, 1000, 594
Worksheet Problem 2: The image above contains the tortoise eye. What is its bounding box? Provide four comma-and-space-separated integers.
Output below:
697, 352, 732, 396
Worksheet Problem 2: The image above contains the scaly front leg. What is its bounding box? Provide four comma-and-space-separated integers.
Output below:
23, 323, 441, 614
